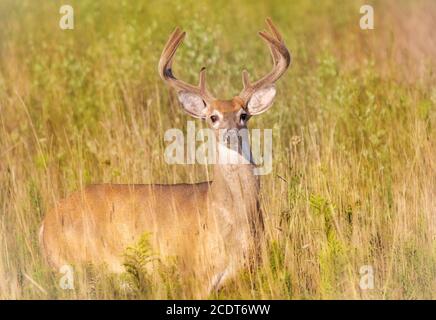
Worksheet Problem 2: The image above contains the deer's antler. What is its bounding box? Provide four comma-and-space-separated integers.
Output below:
158, 27, 215, 104
239, 18, 291, 103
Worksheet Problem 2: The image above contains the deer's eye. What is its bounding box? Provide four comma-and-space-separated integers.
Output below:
240, 113, 248, 122
210, 115, 219, 123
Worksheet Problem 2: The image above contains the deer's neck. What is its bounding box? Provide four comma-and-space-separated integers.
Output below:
210, 143, 260, 216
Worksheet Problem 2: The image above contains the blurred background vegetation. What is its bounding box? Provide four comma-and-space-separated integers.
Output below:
0, 0, 435, 299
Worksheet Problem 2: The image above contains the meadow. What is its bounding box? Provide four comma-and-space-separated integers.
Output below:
0, 0, 435, 299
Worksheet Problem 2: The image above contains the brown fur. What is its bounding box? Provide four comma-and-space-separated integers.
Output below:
41, 154, 261, 297
210, 97, 245, 113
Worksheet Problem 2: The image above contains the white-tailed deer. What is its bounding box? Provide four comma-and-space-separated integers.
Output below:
40, 18, 290, 296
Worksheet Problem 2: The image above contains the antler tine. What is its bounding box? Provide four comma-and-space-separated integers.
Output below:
160, 29, 185, 76
158, 28, 215, 103
239, 18, 291, 103
265, 17, 282, 42
198, 67, 207, 92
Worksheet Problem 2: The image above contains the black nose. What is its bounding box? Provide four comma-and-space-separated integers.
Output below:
222, 129, 244, 148
223, 129, 238, 143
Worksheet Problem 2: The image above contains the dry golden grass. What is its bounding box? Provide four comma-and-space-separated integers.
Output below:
0, 0, 435, 299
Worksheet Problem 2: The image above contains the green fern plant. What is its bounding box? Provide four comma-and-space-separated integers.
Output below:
122, 233, 158, 294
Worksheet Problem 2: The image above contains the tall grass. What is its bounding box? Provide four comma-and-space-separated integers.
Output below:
0, 0, 435, 299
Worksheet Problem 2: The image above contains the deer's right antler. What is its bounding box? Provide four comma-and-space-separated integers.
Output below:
238, 18, 291, 103
158, 27, 216, 104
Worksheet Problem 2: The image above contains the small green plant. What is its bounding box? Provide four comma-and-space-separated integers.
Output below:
121, 233, 184, 298
122, 233, 158, 295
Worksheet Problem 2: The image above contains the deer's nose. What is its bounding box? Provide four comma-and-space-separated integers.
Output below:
223, 128, 238, 140
222, 128, 241, 145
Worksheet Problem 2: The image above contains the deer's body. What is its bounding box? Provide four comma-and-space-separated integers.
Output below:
42, 151, 260, 290
40, 18, 290, 295
42, 182, 210, 273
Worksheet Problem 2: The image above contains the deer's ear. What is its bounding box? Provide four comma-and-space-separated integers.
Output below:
246, 85, 276, 115
177, 91, 207, 119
